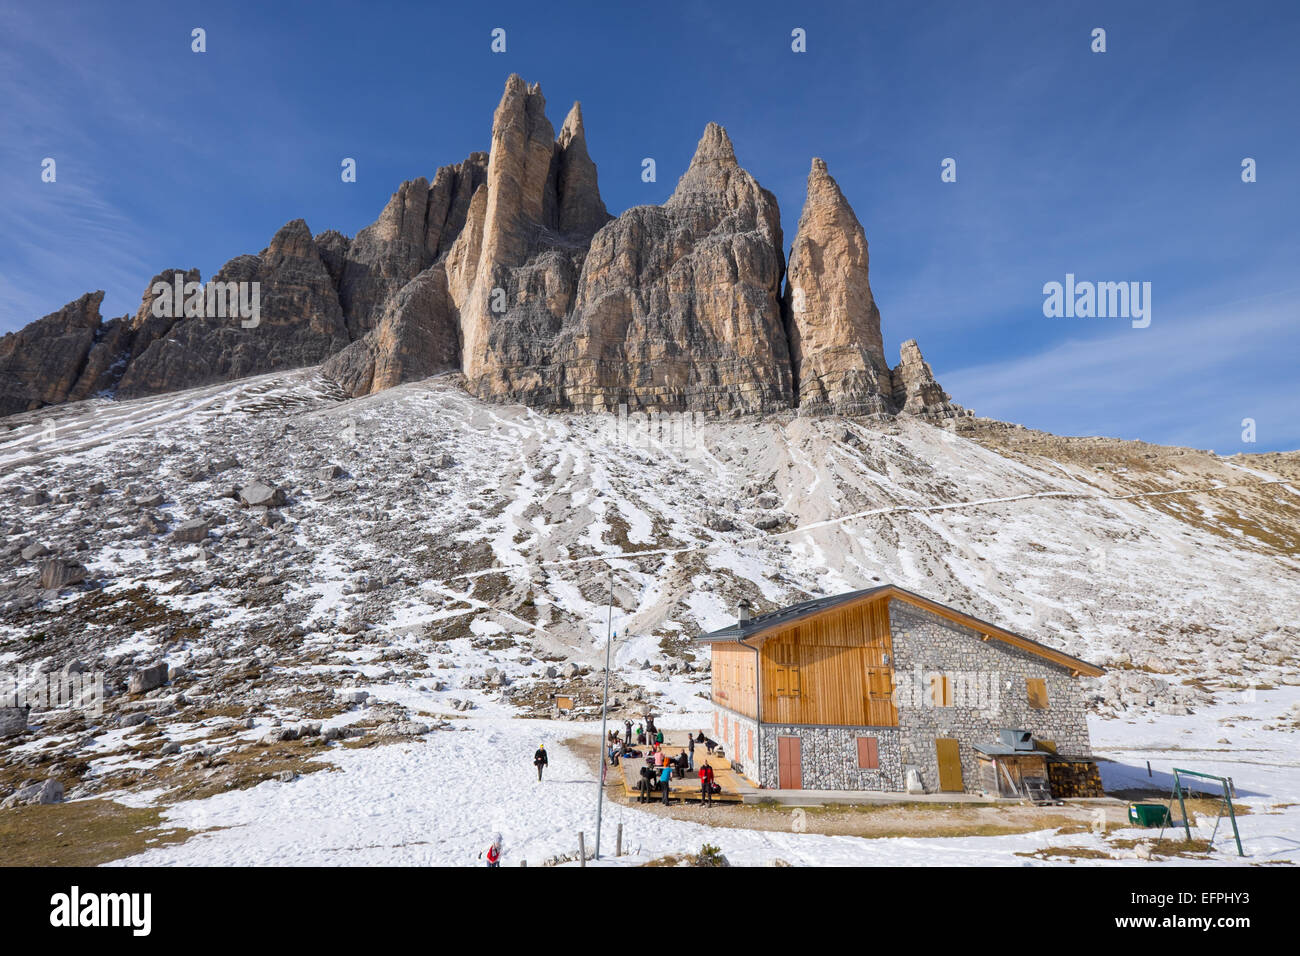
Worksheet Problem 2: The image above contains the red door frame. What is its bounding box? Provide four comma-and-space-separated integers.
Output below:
777, 735, 802, 789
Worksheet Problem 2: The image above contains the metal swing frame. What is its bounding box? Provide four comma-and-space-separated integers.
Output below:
1157, 767, 1244, 857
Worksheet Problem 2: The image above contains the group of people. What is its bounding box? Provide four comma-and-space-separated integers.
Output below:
606, 730, 635, 765
533, 722, 724, 805
605, 715, 676, 766
622, 715, 665, 748
631, 729, 722, 806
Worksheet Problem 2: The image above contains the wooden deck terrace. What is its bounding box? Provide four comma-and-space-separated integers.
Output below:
615, 736, 747, 804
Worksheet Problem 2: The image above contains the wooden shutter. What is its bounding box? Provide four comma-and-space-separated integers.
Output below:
866, 666, 897, 726
930, 673, 953, 707
772, 641, 800, 698
857, 736, 879, 769
747, 729, 753, 760
1027, 678, 1049, 710
775, 642, 801, 698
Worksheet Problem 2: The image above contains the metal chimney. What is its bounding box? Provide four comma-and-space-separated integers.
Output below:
737, 600, 752, 625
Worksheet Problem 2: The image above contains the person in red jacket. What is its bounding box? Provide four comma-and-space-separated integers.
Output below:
485, 833, 503, 867
699, 763, 715, 805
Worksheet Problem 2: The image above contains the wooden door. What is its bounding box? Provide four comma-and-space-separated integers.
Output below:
777, 736, 802, 790
936, 738, 964, 792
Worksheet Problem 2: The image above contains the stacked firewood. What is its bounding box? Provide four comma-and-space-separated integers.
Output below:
1047, 760, 1104, 798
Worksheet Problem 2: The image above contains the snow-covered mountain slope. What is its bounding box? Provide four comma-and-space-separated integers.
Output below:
2, 368, 1297, 721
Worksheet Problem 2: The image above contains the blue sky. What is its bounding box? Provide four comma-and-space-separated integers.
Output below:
2, 0, 1296, 451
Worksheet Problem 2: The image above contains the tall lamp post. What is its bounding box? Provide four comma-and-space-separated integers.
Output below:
594, 565, 615, 860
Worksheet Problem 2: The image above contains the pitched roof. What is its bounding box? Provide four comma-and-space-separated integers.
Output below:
692, 584, 1104, 678
694, 585, 890, 642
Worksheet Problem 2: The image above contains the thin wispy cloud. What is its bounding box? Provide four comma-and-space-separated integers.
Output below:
943, 290, 1300, 451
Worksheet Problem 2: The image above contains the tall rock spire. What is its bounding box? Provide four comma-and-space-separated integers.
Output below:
556, 102, 612, 239
459, 75, 566, 384
782, 158, 892, 414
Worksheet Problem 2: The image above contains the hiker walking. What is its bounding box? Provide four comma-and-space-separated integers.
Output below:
699, 762, 715, 805
484, 833, 504, 867
534, 744, 548, 782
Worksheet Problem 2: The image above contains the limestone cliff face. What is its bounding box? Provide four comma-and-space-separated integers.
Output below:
554, 123, 792, 413
323, 264, 460, 397
326, 80, 615, 402
313, 230, 351, 291
782, 158, 891, 415
338, 155, 483, 340
444, 185, 488, 308
335, 154, 486, 340
65, 268, 199, 404
117, 219, 350, 397
0, 292, 105, 415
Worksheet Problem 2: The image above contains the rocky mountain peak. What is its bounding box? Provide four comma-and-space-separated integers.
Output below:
690, 122, 737, 166
782, 157, 891, 414
264, 218, 316, 257
890, 339, 964, 419
805, 156, 845, 206
558, 101, 585, 147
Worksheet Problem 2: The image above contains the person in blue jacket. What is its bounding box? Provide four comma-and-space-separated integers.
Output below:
659, 762, 673, 805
